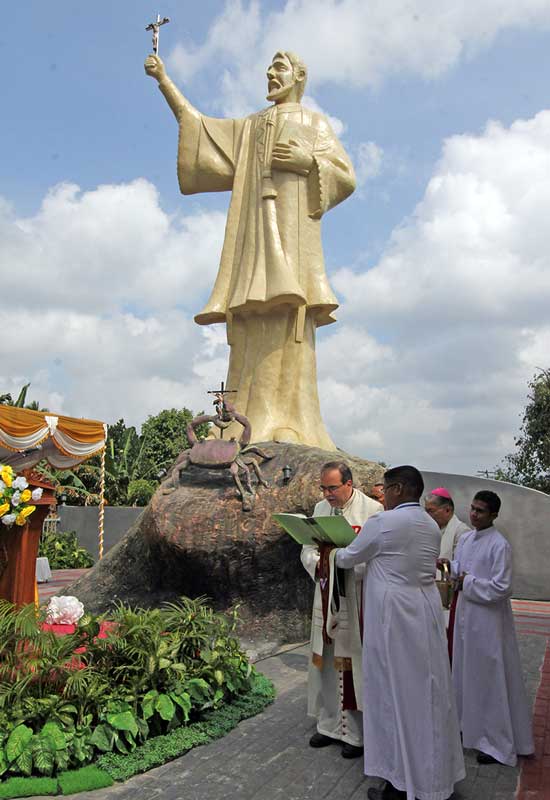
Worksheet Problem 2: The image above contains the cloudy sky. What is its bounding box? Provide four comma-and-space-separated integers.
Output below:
2, 1, 550, 475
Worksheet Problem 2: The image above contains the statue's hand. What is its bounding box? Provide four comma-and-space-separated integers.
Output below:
144, 54, 166, 82
272, 139, 314, 176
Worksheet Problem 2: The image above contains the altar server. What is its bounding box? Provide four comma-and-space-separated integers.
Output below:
336, 465, 465, 800
449, 490, 534, 766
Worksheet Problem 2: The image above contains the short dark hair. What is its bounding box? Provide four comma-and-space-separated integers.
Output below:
425, 493, 454, 512
474, 490, 501, 514
321, 461, 353, 484
384, 465, 424, 499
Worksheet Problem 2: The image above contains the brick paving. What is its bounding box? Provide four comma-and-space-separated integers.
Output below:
517, 641, 550, 800
37, 568, 90, 603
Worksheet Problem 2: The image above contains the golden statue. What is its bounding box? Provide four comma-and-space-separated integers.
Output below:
145, 50, 356, 449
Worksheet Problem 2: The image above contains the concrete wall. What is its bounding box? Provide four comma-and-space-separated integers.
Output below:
57, 506, 143, 561
421, 471, 550, 600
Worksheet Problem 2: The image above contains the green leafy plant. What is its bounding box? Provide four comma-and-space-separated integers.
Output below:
38, 530, 94, 569
127, 479, 156, 507
0, 596, 262, 781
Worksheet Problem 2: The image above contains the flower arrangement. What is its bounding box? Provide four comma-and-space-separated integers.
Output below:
0, 464, 42, 528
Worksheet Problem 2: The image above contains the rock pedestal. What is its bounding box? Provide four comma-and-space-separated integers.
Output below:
67, 443, 383, 642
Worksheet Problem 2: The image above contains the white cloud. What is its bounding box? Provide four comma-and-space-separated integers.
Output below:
0, 306, 228, 428
167, 0, 550, 112
355, 141, 384, 186
1, 180, 226, 315
317, 109, 550, 473
0, 180, 229, 429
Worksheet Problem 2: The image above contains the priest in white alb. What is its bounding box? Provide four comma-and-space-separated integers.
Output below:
335, 465, 465, 800
301, 461, 382, 758
445, 490, 534, 766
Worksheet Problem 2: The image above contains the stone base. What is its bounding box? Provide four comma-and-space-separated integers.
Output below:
66, 442, 383, 642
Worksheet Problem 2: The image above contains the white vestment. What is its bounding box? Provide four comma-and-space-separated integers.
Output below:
451, 527, 534, 766
439, 515, 470, 561
336, 502, 465, 800
301, 489, 382, 746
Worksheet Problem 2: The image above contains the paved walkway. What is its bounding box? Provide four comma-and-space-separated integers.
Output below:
32, 575, 549, 800
38, 568, 90, 603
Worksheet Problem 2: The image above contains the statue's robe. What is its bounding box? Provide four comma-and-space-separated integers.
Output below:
301, 490, 382, 746
160, 78, 356, 447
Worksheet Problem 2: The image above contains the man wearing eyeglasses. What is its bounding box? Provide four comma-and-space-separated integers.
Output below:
301, 461, 383, 759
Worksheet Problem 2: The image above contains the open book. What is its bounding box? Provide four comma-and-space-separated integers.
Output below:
273, 513, 357, 547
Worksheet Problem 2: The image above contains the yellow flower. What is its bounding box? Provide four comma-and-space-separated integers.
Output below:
1, 470, 12, 488
15, 514, 26, 526
0, 502, 9, 517
20, 489, 31, 502
20, 505, 36, 519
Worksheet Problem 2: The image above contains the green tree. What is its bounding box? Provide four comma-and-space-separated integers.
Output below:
127, 479, 157, 506
34, 463, 101, 506
138, 408, 209, 480
70, 420, 146, 506
495, 369, 550, 494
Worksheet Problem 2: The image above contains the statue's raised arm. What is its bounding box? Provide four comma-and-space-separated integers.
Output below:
144, 54, 200, 122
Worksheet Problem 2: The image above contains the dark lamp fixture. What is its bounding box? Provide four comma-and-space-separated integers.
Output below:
282, 465, 292, 484
59, 493, 67, 506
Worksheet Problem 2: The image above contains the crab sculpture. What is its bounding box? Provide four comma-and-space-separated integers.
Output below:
176, 394, 272, 510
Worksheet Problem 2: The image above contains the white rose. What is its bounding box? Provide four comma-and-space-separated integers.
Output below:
46, 596, 85, 625
31, 488, 43, 501
0, 480, 5, 492
11, 491, 21, 507
12, 476, 29, 491
1, 513, 16, 526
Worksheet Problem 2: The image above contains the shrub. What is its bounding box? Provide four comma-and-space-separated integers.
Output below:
127, 479, 156, 506
38, 530, 94, 569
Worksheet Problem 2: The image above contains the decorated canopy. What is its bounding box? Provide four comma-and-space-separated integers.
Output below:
0, 405, 107, 470
0, 405, 108, 559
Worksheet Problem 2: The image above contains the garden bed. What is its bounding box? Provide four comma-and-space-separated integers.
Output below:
0, 598, 276, 797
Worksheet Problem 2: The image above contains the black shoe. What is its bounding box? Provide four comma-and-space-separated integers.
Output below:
476, 752, 500, 765
309, 732, 336, 748
341, 742, 364, 759
367, 783, 406, 800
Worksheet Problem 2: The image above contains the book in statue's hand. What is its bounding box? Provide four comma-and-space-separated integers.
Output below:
273, 513, 357, 547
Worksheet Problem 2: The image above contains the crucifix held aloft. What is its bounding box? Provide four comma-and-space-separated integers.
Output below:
145, 14, 170, 55
207, 381, 237, 438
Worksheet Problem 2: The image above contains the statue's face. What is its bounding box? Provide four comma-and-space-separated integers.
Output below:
266, 53, 299, 103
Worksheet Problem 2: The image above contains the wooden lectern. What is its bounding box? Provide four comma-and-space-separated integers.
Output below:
0, 472, 56, 606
